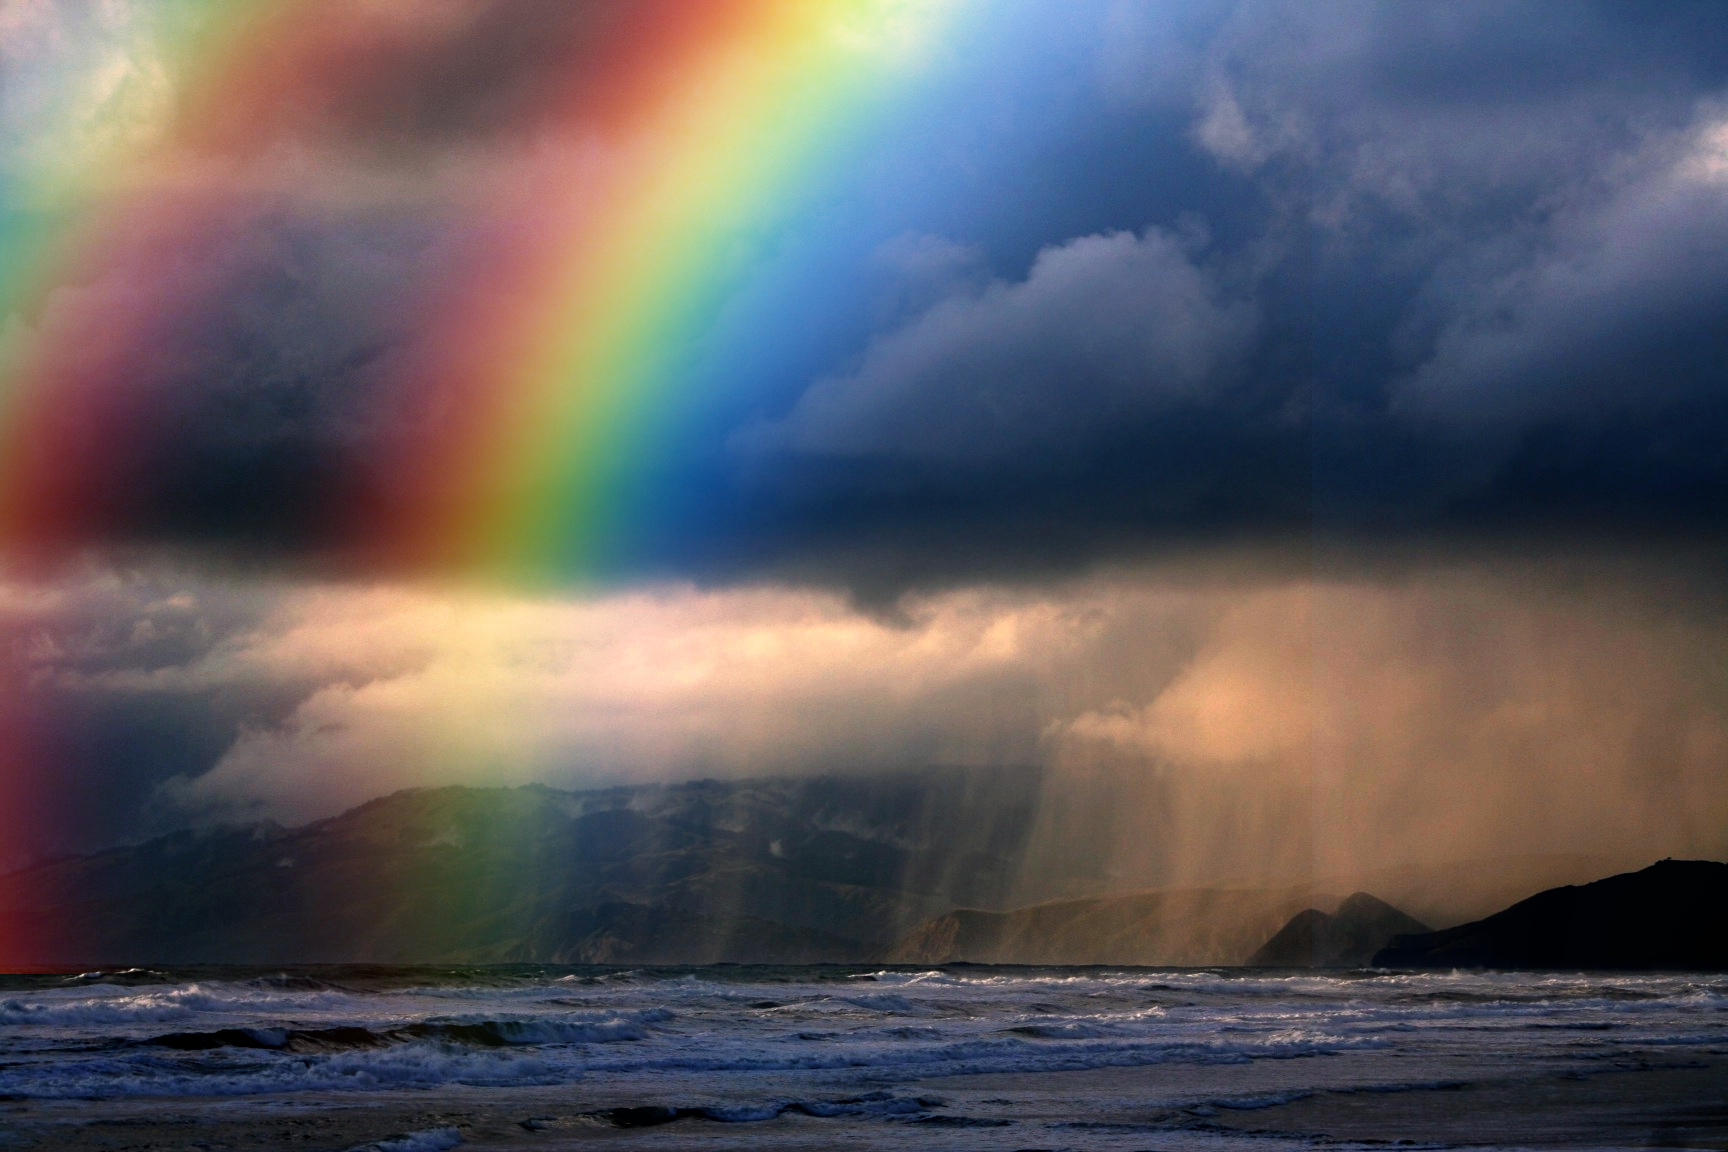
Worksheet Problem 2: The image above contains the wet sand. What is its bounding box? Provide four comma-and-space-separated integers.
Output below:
4, 1049, 1724, 1150
1206, 1061, 1728, 1148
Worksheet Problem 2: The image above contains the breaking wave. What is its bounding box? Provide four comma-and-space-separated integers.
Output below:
0, 967, 1717, 1102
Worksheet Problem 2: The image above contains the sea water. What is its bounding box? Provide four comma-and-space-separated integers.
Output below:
0, 965, 1724, 1148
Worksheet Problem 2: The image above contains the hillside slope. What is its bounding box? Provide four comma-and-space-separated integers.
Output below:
0, 769, 1043, 965
1373, 859, 1728, 969
1247, 893, 1430, 967
889, 885, 1334, 966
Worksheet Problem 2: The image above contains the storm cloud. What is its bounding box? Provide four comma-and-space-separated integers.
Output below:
748, 226, 1256, 460
3, 2, 1727, 588
4, 2, 1728, 866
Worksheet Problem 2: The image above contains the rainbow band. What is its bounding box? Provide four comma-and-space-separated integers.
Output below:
0, 0, 948, 579
369, 1, 944, 579
0, 0, 951, 963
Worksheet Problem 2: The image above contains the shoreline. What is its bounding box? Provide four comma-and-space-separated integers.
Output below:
5, 1049, 1724, 1150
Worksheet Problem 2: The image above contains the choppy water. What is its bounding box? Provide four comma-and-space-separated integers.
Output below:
1, 965, 1724, 1148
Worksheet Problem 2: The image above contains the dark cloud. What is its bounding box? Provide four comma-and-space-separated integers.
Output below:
8, 199, 449, 568
702, 1, 1728, 589
743, 227, 1256, 461
9, 0, 1728, 596
184, 1, 636, 161
0, 571, 304, 860
1394, 129, 1728, 428
12, 1, 1728, 869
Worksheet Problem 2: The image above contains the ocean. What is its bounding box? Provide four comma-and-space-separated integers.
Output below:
1, 964, 1724, 1149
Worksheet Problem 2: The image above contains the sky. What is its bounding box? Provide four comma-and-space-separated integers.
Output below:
1, 0, 1727, 883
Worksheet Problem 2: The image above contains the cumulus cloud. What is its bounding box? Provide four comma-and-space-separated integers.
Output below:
700, 4, 1728, 578
746, 227, 1257, 462
1185, 3, 1728, 426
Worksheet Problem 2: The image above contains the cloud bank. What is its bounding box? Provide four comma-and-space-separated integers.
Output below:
7, 557, 1722, 886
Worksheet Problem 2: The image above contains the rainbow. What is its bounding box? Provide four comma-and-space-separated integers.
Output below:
0, 0, 957, 963
0, 0, 953, 581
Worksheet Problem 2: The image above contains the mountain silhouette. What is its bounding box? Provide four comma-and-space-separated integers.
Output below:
1248, 892, 1430, 967
1373, 859, 1728, 969
0, 770, 1043, 965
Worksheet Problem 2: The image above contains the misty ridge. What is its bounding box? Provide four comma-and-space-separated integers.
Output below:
0, 768, 1697, 969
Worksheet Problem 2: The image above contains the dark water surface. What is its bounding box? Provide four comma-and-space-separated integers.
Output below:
1, 964, 1725, 1149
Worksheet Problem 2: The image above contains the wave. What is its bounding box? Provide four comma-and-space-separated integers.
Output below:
0, 1042, 571, 1098
1, 1020, 1387, 1099
0, 983, 360, 1026
573, 1026, 1389, 1078
346, 1127, 463, 1152
148, 1026, 387, 1052
840, 993, 925, 1014
2, 968, 1717, 1105
589, 1092, 947, 1127
143, 1011, 668, 1052
1005, 1020, 1125, 1039
404, 1017, 651, 1046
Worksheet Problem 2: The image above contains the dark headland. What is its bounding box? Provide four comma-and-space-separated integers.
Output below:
1373, 859, 1728, 969
1247, 892, 1430, 967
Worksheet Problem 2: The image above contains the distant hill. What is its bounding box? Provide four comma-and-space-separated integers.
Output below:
1247, 893, 1429, 967
1373, 859, 1728, 970
888, 886, 1332, 966
6, 771, 1705, 968
0, 769, 1045, 966
1311, 853, 1654, 931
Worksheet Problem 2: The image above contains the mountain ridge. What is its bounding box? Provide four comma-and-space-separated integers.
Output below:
3, 778, 1708, 968
886, 884, 1335, 966
1373, 859, 1728, 969
1246, 892, 1430, 967
0, 771, 1043, 965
